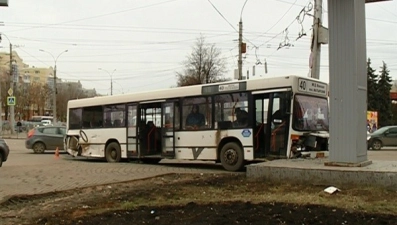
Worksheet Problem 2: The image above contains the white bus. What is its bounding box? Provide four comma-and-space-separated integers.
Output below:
65, 75, 329, 171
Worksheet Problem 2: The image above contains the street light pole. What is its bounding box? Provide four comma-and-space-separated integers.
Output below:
39, 49, 68, 124
98, 68, 116, 96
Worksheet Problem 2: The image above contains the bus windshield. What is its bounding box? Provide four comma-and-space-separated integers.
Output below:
293, 95, 329, 131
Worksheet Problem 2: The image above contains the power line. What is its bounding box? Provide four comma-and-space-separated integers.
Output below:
377, 5, 397, 18
6, 31, 236, 48
5, 0, 181, 33
207, 0, 238, 33
207, 0, 257, 48
253, 1, 313, 64
251, 0, 299, 41
273, 0, 306, 7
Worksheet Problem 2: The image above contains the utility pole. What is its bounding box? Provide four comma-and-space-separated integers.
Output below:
238, 18, 243, 80
53, 64, 57, 123
238, 0, 249, 80
9, 43, 15, 134
310, 0, 323, 79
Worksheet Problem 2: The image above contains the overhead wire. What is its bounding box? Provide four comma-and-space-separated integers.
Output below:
207, 0, 257, 48
207, 0, 238, 33
5, 0, 181, 33
251, 0, 299, 41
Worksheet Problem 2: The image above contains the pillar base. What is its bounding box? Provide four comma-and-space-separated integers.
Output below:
324, 160, 372, 167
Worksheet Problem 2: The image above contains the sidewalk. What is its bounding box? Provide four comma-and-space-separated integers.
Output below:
0, 131, 27, 139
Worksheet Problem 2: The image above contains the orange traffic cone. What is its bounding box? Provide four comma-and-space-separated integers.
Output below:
54, 147, 60, 159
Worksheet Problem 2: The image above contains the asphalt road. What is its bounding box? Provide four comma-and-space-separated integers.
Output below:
0, 139, 229, 202
1, 139, 396, 202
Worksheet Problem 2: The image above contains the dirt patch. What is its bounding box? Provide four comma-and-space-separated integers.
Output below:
47, 202, 396, 225
1, 173, 396, 225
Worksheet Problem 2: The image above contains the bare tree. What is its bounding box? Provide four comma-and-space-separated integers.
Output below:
176, 35, 228, 86
24, 82, 47, 116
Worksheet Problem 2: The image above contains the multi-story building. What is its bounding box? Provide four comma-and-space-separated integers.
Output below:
0, 50, 97, 121
0, 51, 30, 120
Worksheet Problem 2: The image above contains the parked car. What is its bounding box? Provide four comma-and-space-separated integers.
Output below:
367, 126, 397, 150
25, 126, 66, 153
0, 138, 10, 167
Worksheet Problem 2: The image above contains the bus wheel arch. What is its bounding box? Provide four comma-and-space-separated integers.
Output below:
105, 139, 121, 163
217, 137, 245, 171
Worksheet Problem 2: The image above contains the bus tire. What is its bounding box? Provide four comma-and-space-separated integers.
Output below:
105, 142, 121, 163
220, 142, 244, 172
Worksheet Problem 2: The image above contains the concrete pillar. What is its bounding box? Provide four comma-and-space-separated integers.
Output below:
326, 0, 371, 166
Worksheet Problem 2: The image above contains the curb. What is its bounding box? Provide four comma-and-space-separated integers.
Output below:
1, 136, 26, 139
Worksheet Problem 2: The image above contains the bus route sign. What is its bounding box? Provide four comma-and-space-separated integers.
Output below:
298, 78, 327, 97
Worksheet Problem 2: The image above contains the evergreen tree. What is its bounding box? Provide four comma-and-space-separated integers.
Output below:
367, 58, 378, 111
377, 61, 392, 127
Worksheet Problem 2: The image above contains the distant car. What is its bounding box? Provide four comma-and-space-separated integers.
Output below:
25, 126, 66, 153
0, 138, 10, 167
367, 126, 397, 150
41, 120, 52, 126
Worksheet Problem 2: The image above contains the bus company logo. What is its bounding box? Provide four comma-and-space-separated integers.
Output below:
241, 129, 251, 138
191, 147, 204, 160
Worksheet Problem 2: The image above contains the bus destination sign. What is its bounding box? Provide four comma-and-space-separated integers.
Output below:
218, 83, 240, 92
298, 78, 327, 96
202, 82, 246, 95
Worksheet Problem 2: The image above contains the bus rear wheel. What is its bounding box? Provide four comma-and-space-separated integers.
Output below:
105, 142, 121, 163
220, 142, 244, 172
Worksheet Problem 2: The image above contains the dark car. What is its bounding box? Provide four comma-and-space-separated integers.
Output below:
25, 126, 66, 153
0, 138, 10, 167
367, 126, 397, 150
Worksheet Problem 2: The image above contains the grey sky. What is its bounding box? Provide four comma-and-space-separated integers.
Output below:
1, 0, 396, 95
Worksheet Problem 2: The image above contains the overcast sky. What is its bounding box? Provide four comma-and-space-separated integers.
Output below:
0, 0, 396, 95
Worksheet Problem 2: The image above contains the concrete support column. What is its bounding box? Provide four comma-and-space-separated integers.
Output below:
326, 0, 371, 166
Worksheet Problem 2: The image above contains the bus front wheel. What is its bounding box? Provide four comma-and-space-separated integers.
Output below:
220, 142, 244, 172
105, 142, 121, 163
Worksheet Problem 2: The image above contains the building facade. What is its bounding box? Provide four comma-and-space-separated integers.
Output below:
0, 50, 97, 121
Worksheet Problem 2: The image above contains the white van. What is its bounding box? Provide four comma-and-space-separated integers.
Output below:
42, 120, 52, 126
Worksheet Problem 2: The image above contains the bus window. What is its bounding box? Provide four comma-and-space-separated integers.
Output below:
82, 106, 103, 128
104, 104, 125, 128
215, 92, 248, 129
183, 97, 212, 130
69, 109, 82, 129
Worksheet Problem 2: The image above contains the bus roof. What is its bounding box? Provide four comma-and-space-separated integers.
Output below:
68, 75, 328, 109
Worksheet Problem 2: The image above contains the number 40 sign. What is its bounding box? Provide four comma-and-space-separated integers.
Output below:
298, 78, 327, 97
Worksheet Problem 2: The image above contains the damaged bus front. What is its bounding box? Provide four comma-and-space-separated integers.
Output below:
290, 93, 329, 158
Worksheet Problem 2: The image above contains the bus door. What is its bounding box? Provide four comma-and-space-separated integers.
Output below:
138, 102, 163, 157
253, 90, 291, 158
161, 101, 177, 158
127, 104, 139, 157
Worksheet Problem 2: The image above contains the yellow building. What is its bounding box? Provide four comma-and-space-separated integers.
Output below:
0, 50, 53, 120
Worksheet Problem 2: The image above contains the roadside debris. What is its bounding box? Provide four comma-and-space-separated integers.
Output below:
324, 186, 341, 194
